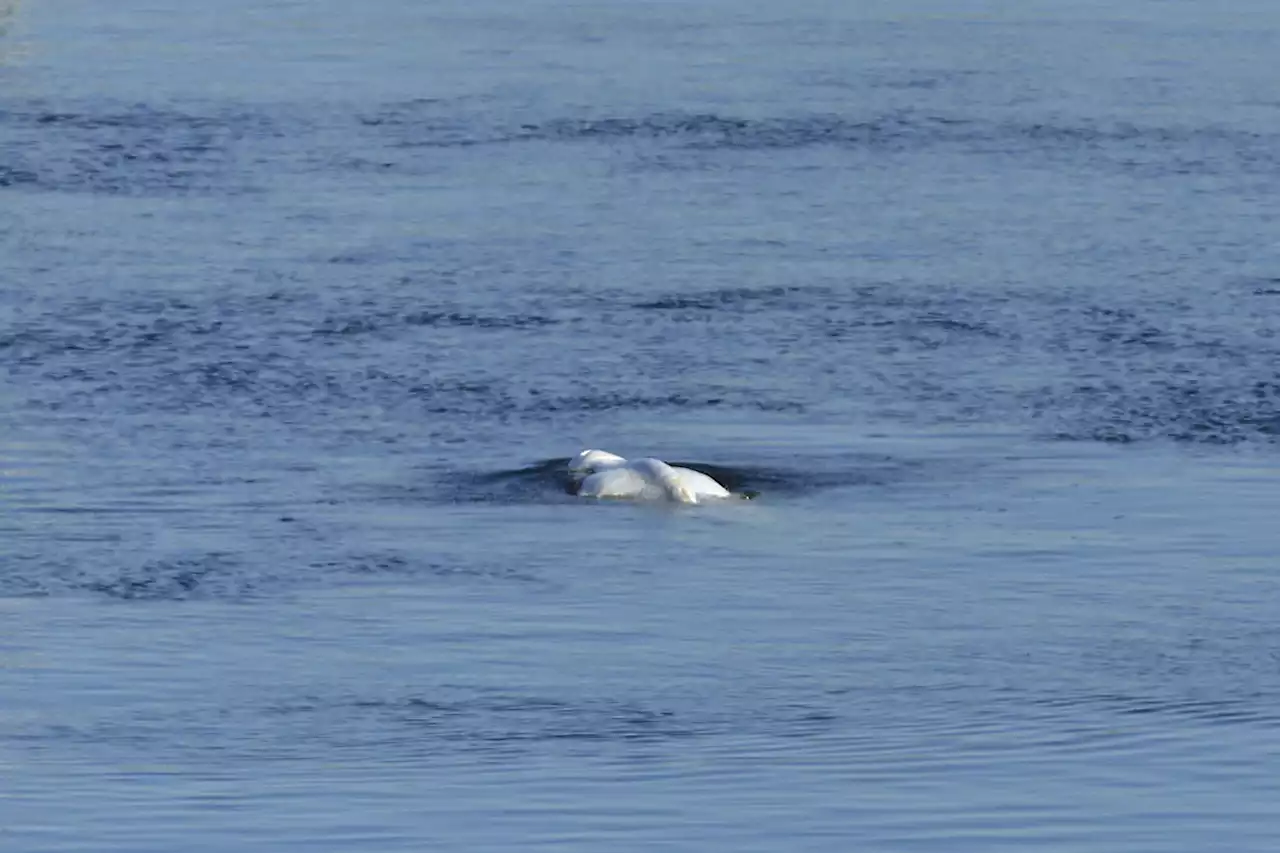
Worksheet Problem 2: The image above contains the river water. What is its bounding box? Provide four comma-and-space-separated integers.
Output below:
3, 1, 1280, 850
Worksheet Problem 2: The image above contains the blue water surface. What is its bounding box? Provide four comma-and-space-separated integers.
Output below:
3, 1, 1280, 850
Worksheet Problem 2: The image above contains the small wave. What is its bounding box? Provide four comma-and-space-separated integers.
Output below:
22, 691, 837, 764
633, 285, 814, 312
73, 552, 262, 602
0, 546, 544, 602
0, 101, 271, 196
271, 692, 704, 747
1038, 377, 1280, 446
1033, 691, 1280, 728
308, 553, 547, 587
350, 106, 1280, 179
526, 112, 913, 150
312, 310, 559, 338
9, 98, 1276, 201
525, 390, 804, 416
255, 689, 840, 758
0, 164, 37, 187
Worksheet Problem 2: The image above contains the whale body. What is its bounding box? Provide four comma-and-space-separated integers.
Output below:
567, 449, 732, 504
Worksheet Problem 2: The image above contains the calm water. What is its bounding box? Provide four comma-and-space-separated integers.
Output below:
4, 1, 1280, 850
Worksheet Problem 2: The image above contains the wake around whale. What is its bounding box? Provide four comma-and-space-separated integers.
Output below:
567, 449, 738, 504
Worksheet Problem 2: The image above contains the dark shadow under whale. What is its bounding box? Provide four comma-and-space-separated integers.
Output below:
437, 454, 919, 505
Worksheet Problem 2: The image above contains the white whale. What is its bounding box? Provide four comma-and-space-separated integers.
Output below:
568, 449, 732, 504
